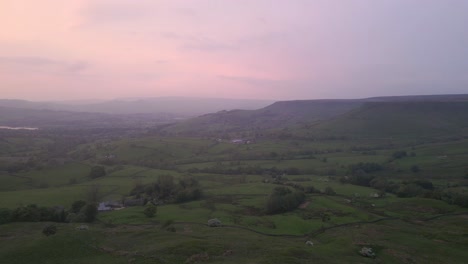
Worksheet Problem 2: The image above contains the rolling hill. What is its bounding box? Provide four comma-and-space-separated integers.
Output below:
161, 99, 365, 135
0, 97, 273, 115
0, 106, 177, 128
162, 94, 468, 138
304, 101, 468, 139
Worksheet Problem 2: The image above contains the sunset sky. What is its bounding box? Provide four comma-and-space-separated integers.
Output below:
0, 0, 467, 101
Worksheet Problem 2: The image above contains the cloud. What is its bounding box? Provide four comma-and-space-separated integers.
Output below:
82, 1, 197, 23
67, 61, 89, 72
0, 56, 89, 73
81, 0, 157, 22
218, 75, 290, 88
2, 0, 468, 101
173, 7, 197, 17
0, 56, 59, 66
217, 74, 324, 100
161, 32, 237, 52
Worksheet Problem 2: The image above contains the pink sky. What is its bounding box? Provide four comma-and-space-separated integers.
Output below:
0, 0, 467, 101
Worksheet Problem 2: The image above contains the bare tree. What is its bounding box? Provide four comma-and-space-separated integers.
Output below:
86, 184, 102, 203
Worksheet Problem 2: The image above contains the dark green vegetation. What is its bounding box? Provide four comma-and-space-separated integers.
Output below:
1, 94, 468, 263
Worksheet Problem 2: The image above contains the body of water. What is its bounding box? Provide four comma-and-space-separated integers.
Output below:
0, 126, 38, 130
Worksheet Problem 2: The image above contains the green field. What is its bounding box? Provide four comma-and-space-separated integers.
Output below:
1, 98, 468, 263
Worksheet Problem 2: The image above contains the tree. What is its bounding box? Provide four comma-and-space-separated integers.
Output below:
324, 186, 336, 196
157, 175, 175, 199
266, 187, 305, 214
71, 200, 87, 214
392, 150, 407, 160
397, 184, 423, 198
304, 185, 317, 193
320, 212, 331, 223
0, 208, 12, 224
12, 204, 41, 222
86, 185, 101, 203
89, 165, 106, 179
370, 177, 389, 190
412, 179, 433, 190
411, 165, 420, 173
143, 205, 157, 218
80, 203, 98, 223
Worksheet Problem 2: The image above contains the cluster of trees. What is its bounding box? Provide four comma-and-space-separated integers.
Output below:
340, 162, 468, 208
0, 156, 44, 174
440, 191, 468, 208
342, 168, 435, 198
187, 165, 301, 176
89, 165, 106, 179
340, 162, 384, 187
0, 204, 65, 224
390, 150, 416, 160
348, 162, 383, 178
0, 200, 98, 225
67, 200, 98, 222
265, 186, 305, 214
130, 175, 203, 203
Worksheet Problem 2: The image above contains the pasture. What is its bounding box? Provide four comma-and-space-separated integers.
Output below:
1, 134, 467, 263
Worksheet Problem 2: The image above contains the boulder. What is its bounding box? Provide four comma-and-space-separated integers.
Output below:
76, 224, 89, 231
359, 247, 376, 258
207, 218, 222, 227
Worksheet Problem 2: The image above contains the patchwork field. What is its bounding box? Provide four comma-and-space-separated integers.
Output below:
1, 120, 467, 263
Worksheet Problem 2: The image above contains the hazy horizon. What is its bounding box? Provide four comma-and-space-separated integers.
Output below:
3, 93, 468, 104
1, 0, 467, 101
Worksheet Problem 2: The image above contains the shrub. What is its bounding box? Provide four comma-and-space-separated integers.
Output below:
69, 178, 78, 184
175, 188, 203, 203
161, 219, 174, 229
186, 252, 209, 263
42, 224, 57, 236
392, 151, 407, 159
324, 186, 336, 195
144, 204, 157, 218
411, 165, 420, 173
397, 184, 423, 198
412, 179, 433, 190
89, 165, 106, 179
66, 213, 77, 223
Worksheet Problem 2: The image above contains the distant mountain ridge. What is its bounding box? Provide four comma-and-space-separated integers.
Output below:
161, 94, 468, 138
2, 94, 468, 135
363, 94, 468, 102
0, 97, 274, 115
0, 106, 178, 128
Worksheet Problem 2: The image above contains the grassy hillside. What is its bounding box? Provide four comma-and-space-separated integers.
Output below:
305, 101, 468, 139
162, 94, 468, 138
163, 100, 363, 136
